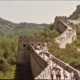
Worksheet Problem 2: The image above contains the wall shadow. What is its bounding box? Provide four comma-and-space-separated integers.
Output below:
14, 63, 34, 80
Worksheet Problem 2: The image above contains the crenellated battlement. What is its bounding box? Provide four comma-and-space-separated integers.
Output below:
19, 35, 44, 42
55, 16, 67, 22
18, 35, 45, 51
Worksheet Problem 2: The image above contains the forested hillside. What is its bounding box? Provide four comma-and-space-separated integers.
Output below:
0, 37, 18, 79
0, 17, 49, 38
0, 24, 43, 39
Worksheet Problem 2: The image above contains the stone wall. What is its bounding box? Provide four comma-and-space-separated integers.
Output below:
54, 16, 67, 33
55, 28, 68, 41
56, 21, 67, 33
59, 29, 76, 48
17, 41, 48, 78
54, 16, 76, 48
29, 44, 48, 78
17, 51, 30, 64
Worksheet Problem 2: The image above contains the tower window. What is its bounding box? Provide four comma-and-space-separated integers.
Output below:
31, 44, 33, 46
23, 44, 26, 47
38, 44, 40, 45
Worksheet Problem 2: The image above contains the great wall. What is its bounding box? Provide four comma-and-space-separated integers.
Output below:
16, 16, 80, 79
54, 16, 76, 48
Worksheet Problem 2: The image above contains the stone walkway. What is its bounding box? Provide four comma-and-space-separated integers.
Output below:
35, 50, 71, 80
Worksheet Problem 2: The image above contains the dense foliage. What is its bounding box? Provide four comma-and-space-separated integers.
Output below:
0, 37, 18, 79
0, 25, 43, 39
40, 24, 60, 42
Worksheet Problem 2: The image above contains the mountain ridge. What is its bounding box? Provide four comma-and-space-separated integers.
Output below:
68, 5, 80, 20
0, 17, 49, 29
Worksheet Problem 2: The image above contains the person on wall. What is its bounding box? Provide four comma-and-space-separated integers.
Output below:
55, 69, 59, 80
53, 56, 56, 62
70, 71, 74, 80
52, 62, 56, 70
73, 71, 78, 80
65, 63, 68, 70
58, 69, 61, 80
40, 44, 41, 49
63, 69, 67, 80
50, 69, 55, 80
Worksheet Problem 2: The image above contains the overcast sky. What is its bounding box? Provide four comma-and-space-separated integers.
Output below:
0, 1, 80, 24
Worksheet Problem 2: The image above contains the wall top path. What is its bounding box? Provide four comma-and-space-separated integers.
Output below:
54, 16, 76, 48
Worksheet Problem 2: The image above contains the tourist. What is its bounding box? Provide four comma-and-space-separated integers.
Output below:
70, 71, 74, 80
40, 48, 43, 53
55, 64, 58, 71
43, 53, 45, 59
35, 45, 40, 50
58, 69, 61, 80
72, 69, 78, 80
63, 69, 67, 80
49, 54, 53, 60
44, 43, 47, 50
51, 55, 54, 61
73, 71, 78, 80
52, 62, 56, 69
53, 56, 56, 62
72, 69, 75, 73
65, 63, 68, 70
50, 69, 55, 80
40, 44, 41, 49
55, 69, 59, 80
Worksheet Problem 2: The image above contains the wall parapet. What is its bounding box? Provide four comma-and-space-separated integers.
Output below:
55, 16, 76, 48
55, 16, 67, 22
59, 29, 76, 45
19, 35, 44, 42
55, 57, 80, 79
34, 64, 50, 79
34, 49, 80, 79
29, 44, 48, 78
55, 28, 68, 41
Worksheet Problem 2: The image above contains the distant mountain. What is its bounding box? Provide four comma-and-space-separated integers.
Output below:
0, 17, 49, 29
0, 17, 49, 38
68, 5, 80, 20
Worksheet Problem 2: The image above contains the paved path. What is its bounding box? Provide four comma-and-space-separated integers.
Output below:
35, 50, 71, 80
69, 20, 80, 24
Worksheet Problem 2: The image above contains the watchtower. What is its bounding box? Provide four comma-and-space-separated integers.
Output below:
17, 35, 44, 64
54, 16, 67, 33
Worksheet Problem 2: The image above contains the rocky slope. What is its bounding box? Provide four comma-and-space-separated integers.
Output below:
68, 5, 80, 20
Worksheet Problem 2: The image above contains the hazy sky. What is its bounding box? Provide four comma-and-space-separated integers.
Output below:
0, 1, 80, 24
